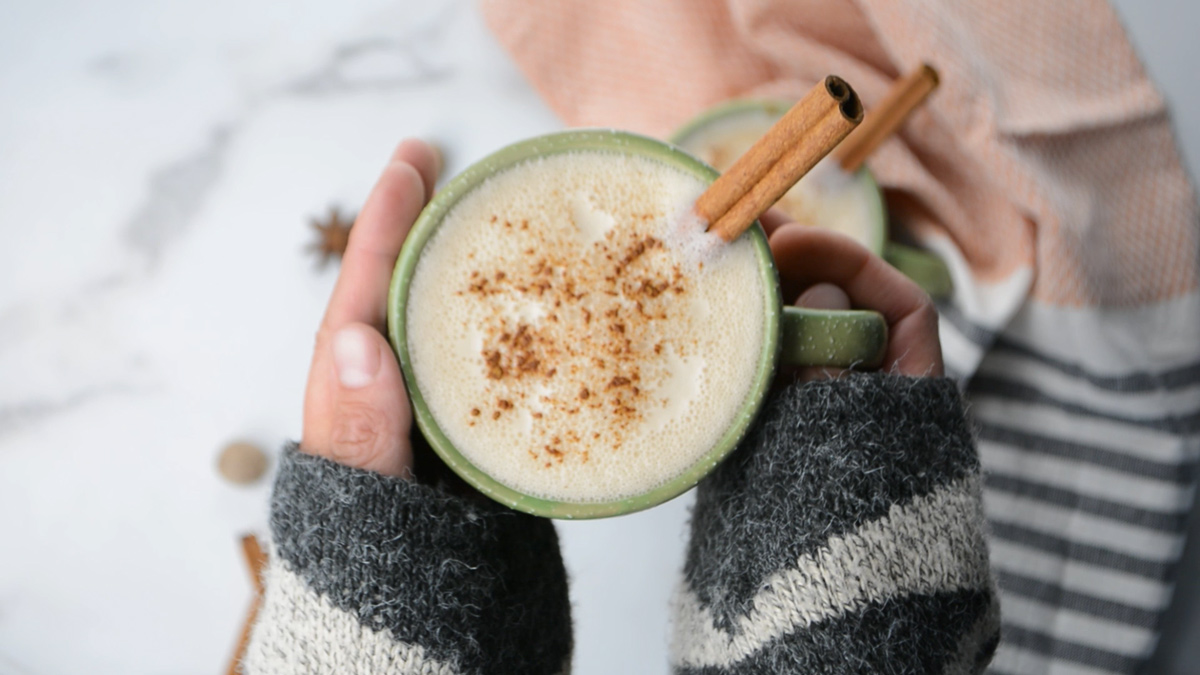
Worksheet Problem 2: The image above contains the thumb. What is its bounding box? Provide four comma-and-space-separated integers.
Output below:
326, 322, 413, 477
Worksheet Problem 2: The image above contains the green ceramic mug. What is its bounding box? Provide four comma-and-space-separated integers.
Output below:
387, 130, 887, 519
671, 99, 953, 299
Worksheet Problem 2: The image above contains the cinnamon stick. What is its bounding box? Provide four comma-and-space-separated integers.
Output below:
695, 76, 863, 242
226, 534, 268, 675
241, 533, 267, 594
227, 595, 261, 675
834, 64, 939, 172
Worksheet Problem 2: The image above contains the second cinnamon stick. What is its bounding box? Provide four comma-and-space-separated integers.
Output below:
834, 64, 939, 172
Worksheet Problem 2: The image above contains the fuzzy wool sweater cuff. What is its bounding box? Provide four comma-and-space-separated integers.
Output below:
242, 445, 572, 675
672, 373, 1000, 674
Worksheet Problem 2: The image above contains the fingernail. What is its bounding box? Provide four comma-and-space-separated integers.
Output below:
333, 325, 380, 389
424, 138, 445, 177
796, 283, 852, 310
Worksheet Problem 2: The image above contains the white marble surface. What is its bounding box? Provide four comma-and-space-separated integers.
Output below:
0, 1, 1196, 673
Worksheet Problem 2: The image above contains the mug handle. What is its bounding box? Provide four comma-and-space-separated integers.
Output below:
780, 306, 888, 368
884, 242, 953, 300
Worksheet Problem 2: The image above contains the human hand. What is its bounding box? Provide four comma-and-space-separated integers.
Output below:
300, 139, 442, 477
760, 209, 944, 378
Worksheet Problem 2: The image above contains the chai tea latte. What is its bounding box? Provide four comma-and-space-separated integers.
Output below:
406, 152, 765, 503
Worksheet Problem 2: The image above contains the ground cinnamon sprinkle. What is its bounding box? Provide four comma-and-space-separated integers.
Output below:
463, 208, 693, 468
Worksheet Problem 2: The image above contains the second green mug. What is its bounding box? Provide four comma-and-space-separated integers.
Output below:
671, 98, 953, 299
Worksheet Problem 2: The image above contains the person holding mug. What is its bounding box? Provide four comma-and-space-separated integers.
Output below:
240, 138, 998, 673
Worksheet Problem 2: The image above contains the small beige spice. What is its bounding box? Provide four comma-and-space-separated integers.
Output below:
218, 441, 269, 485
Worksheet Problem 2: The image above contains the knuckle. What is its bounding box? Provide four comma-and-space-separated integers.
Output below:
915, 300, 940, 330
314, 324, 337, 351
913, 298, 938, 322
329, 402, 393, 465
908, 300, 943, 343
387, 161, 426, 203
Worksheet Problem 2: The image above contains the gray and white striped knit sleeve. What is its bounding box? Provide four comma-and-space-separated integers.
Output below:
672, 374, 1001, 674
242, 445, 573, 675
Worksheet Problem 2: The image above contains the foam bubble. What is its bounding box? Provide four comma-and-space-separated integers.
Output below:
569, 192, 616, 244
663, 208, 727, 269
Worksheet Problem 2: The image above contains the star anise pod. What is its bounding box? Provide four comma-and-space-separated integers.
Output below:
308, 206, 355, 267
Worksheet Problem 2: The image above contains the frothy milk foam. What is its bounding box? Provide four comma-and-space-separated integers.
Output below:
681, 111, 876, 248
407, 152, 764, 503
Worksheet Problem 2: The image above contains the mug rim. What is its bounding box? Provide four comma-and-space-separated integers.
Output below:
387, 129, 781, 519
670, 97, 889, 256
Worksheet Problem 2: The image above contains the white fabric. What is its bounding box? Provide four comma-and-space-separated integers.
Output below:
243, 559, 462, 675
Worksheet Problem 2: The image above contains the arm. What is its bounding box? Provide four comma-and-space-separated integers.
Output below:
243, 140, 572, 674
244, 445, 571, 675
671, 374, 998, 674
668, 220, 999, 673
